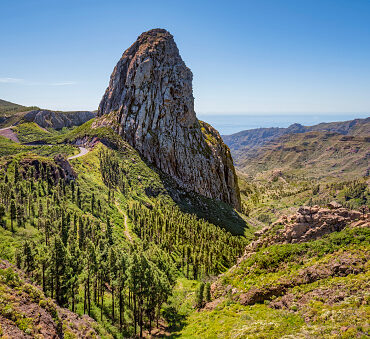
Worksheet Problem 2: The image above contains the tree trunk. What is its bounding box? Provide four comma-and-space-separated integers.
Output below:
111, 286, 114, 322
88, 274, 91, 316
101, 281, 104, 321
42, 263, 45, 293
139, 299, 143, 338
84, 283, 87, 314
94, 278, 97, 304
72, 285, 75, 312
119, 290, 122, 330
133, 294, 137, 336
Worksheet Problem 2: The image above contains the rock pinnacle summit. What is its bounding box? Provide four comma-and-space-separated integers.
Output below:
97, 28, 241, 210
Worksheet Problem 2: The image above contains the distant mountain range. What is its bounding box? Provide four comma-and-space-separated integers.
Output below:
223, 117, 370, 157
223, 117, 370, 179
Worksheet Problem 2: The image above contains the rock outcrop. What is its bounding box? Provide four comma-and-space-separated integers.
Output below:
96, 28, 241, 209
244, 203, 369, 256
21, 110, 95, 129
19, 156, 77, 183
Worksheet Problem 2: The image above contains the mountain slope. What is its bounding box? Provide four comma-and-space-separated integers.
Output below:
238, 131, 369, 179
0, 99, 39, 116
0, 99, 96, 129
0, 260, 110, 338
0, 112, 253, 337
0, 99, 40, 127
175, 206, 370, 338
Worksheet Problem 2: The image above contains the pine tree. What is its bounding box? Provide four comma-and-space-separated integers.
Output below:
91, 193, 95, 214
109, 247, 118, 322
106, 216, 113, 245
205, 282, 211, 302
14, 162, 19, 184
51, 236, 68, 306
79, 216, 85, 249
23, 241, 35, 275
0, 204, 5, 228
196, 282, 204, 308
10, 200, 16, 232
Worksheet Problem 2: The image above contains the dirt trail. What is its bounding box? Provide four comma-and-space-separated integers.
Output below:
0, 126, 20, 143
67, 147, 89, 160
115, 200, 133, 243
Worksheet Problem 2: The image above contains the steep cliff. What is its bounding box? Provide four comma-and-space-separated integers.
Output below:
96, 28, 241, 210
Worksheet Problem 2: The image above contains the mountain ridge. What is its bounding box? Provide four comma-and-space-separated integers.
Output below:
223, 117, 370, 160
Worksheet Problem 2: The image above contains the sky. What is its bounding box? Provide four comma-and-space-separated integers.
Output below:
1, 0, 370, 114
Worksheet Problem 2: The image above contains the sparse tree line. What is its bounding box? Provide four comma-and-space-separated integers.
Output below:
99, 147, 247, 279
128, 201, 247, 279
0, 159, 176, 337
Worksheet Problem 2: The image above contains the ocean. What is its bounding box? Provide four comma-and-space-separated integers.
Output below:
197, 113, 370, 135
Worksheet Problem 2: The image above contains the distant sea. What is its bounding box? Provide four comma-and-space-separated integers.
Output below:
197, 113, 370, 135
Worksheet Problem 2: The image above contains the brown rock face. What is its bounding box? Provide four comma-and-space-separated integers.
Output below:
97, 28, 241, 209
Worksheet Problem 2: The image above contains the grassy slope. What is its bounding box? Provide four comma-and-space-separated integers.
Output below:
238, 131, 369, 180
175, 227, 370, 338
0, 134, 78, 159
13, 122, 55, 143
0, 99, 39, 116
174, 122, 370, 338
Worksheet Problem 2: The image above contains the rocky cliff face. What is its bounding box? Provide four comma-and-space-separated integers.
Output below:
22, 110, 95, 129
96, 28, 241, 210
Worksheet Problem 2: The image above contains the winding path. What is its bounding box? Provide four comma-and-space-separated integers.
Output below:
0, 125, 91, 159
67, 147, 89, 160
115, 200, 133, 243
0, 125, 90, 160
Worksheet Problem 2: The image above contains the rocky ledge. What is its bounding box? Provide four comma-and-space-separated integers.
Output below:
95, 28, 241, 210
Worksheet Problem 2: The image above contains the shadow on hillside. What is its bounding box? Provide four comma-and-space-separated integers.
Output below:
141, 156, 248, 236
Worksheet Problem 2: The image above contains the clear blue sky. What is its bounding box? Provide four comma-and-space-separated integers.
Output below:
1, 0, 370, 114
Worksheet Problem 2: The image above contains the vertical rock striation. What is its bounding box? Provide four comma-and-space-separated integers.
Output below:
97, 28, 241, 210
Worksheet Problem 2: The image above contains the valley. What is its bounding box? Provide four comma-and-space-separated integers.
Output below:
0, 28, 368, 339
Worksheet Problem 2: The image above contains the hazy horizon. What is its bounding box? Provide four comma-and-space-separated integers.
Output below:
198, 112, 370, 135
